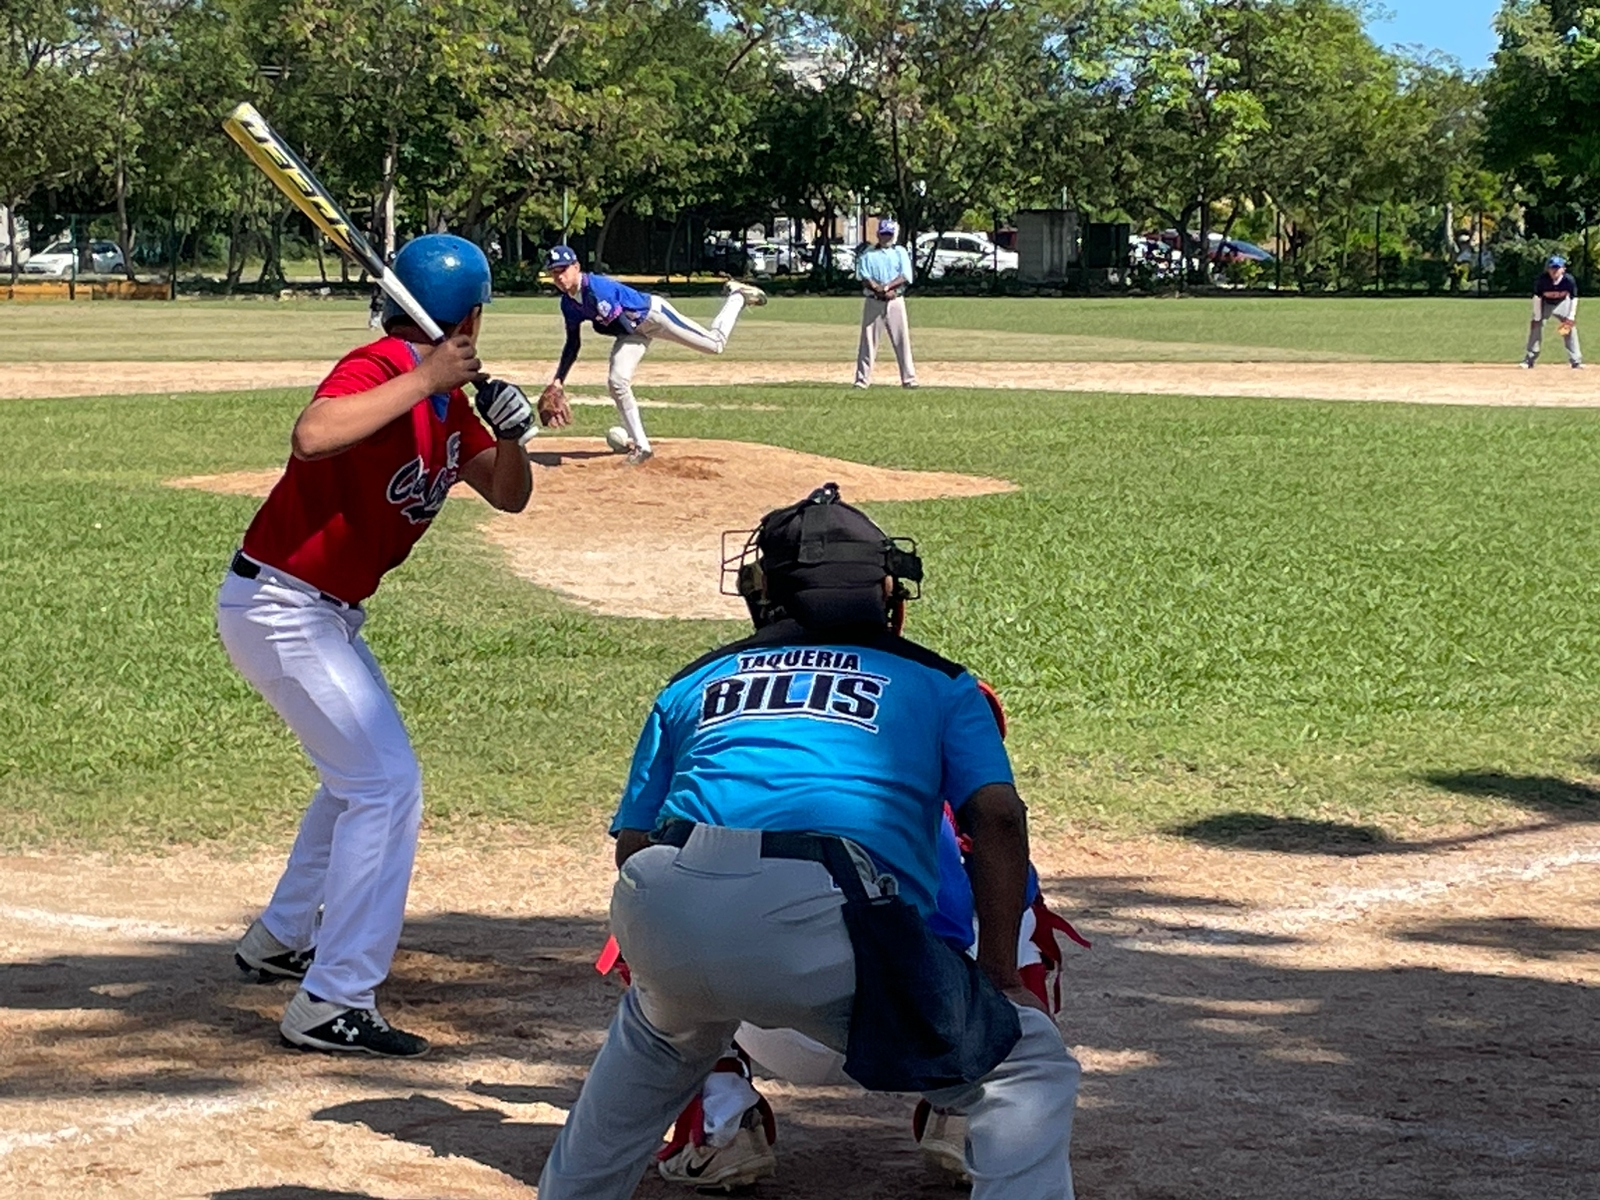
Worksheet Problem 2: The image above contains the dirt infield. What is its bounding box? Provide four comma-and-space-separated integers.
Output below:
2, 820, 1595, 1200
169, 438, 1016, 619
14, 358, 1600, 405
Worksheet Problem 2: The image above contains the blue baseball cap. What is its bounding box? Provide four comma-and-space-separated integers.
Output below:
876, 219, 897, 237
1548, 255, 1568, 268
545, 245, 579, 270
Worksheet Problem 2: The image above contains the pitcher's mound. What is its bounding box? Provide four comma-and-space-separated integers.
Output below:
170, 438, 1015, 619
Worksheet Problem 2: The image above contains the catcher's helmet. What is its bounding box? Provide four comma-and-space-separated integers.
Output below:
382, 234, 492, 330
722, 482, 923, 630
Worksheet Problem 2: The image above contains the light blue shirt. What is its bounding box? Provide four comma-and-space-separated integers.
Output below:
610, 621, 1014, 920
856, 242, 915, 289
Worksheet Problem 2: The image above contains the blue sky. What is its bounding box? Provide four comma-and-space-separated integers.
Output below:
1365, 0, 1501, 69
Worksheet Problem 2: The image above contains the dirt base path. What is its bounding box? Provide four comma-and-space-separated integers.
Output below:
2, 822, 1595, 1200
12, 359, 1600, 406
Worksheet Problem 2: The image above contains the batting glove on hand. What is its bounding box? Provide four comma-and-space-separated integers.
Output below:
474, 379, 535, 443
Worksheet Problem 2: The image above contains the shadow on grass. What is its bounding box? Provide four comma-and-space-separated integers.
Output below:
1421, 771, 1600, 818
1394, 917, 1600, 960
1169, 770, 1600, 857
1169, 813, 1392, 855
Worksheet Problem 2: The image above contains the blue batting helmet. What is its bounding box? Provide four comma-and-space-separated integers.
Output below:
544, 244, 579, 270
383, 234, 492, 329
1548, 255, 1568, 268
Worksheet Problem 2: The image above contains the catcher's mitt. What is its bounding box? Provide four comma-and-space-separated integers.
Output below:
1560, 319, 1577, 337
538, 381, 572, 428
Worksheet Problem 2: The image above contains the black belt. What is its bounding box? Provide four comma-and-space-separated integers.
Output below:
231, 551, 357, 609
652, 819, 874, 903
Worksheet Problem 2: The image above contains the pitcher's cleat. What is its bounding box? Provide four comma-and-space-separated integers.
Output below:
279, 989, 429, 1058
626, 446, 655, 466
234, 918, 314, 983
721, 279, 768, 307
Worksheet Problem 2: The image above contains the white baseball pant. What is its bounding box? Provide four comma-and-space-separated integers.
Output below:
538, 826, 1079, 1200
855, 293, 917, 387
1527, 296, 1582, 364
607, 293, 748, 452
216, 563, 422, 1010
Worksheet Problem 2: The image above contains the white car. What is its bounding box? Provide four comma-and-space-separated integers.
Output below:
914, 231, 1018, 278
22, 239, 126, 276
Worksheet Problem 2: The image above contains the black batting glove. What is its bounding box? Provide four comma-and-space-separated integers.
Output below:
474, 379, 535, 443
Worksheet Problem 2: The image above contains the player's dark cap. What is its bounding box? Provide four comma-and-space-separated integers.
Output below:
1548, 255, 1568, 268
877, 218, 898, 237
725, 483, 922, 630
544, 245, 580, 270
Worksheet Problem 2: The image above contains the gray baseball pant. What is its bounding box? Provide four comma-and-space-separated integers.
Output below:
606, 294, 748, 452
1526, 296, 1582, 364
855, 294, 917, 387
537, 825, 1079, 1200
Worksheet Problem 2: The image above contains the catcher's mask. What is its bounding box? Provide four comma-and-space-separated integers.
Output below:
721, 482, 923, 631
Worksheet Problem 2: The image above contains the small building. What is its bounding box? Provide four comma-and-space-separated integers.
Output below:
1016, 210, 1078, 283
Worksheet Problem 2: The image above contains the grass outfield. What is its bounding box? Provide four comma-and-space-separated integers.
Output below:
6, 382, 1600, 850
3, 294, 1541, 364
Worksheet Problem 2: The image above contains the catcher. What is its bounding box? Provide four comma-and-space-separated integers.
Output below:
538, 483, 1080, 1200
602, 683, 1090, 1191
1523, 255, 1584, 369
537, 245, 768, 464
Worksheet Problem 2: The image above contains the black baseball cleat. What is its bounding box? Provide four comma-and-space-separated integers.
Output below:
235, 918, 314, 983
279, 989, 429, 1058
1574, 361, 1586, 370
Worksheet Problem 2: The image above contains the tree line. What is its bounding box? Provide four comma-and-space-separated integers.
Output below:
2, 0, 1596, 292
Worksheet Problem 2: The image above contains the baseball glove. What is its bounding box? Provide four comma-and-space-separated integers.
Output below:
538, 380, 572, 428
1561, 319, 1576, 337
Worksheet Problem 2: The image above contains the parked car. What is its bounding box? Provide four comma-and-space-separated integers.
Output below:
745, 241, 800, 276
799, 241, 856, 273
22, 239, 127, 276
1214, 237, 1274, 264
913, 231, 1019, 278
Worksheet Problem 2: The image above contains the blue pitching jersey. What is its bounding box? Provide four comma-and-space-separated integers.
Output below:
561, 273, 653, 337
611, 619, 1015, 919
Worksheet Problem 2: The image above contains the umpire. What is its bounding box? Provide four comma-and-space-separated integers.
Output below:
538, 484, 1080, 1200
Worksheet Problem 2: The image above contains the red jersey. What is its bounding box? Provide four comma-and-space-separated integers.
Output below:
241, 336, 495, 603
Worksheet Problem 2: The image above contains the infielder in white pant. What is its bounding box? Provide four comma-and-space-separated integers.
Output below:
1523, 254, 1583, 369
222, 234, 534, 1058
535, 244, 768, 463
854, 217, 918, 389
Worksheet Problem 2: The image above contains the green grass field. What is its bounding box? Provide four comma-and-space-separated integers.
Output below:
4, 293, 1542, 364
6, 299, 1600, 851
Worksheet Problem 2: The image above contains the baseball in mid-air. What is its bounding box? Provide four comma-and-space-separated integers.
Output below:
605, 425, 631, 453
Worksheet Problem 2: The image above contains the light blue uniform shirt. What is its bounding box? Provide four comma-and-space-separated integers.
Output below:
856, 243, 915, 289
611, 621, 1014, 920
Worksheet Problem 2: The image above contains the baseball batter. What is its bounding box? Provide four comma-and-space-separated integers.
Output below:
535, 245, 768, 463
1524, 255, 1583, 369
539, 484, 1080, 1200
223, 234, 534, 1058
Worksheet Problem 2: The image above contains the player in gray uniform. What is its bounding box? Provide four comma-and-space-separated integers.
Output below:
1523, 255, 1583, 369
537, 484, 1079, 1200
